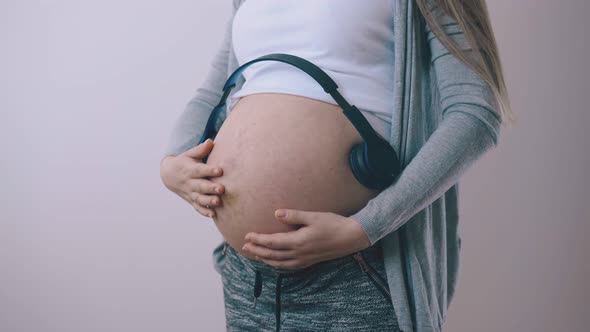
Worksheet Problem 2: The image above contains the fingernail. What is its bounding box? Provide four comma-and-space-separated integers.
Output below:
216, 187, 222, 193
276, 210, 286, 218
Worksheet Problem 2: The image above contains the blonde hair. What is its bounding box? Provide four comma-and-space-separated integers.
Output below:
416, 0, 515, 125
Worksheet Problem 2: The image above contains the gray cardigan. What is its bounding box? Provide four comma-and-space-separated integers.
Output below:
164, 1, 502, 331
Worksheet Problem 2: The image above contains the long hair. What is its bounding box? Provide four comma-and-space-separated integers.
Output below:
416, 0, 515, 125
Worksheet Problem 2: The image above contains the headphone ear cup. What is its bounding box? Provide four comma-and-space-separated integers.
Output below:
349, 141, 399, 190
349, 143, 373, 187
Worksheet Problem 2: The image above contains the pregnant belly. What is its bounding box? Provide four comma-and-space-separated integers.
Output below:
206, 93, 381, 259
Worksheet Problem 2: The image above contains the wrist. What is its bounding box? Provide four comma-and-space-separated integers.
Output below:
346, 217, 371, 251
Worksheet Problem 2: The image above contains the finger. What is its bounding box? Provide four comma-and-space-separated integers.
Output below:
275, 209, 312, 226
200, 163, 224, 177
191, 200, 216, 218
197, 194, 221, 207
188, 191, 220, 211
182, 139, 214, 159
191, 178, 224, 195
258, 258, 308, 270
193, 192, 222, 208
192, 163, 224, 179
242, 243, 296, 261
245, 232, 302, 250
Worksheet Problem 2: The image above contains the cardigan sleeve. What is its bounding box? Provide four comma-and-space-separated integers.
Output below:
349, 7, 503, 245
163, 0, 241, 157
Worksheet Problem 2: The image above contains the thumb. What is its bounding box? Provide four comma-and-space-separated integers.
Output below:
183, 138, 214, 159
274, 209, 312, 226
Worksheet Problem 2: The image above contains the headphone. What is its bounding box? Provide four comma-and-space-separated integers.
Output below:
198, 53, 400, 190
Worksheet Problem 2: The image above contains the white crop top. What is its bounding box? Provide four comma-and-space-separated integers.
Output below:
228, 0, 395, 125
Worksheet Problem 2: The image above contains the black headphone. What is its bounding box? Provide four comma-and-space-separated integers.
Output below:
198, 53, 400, 190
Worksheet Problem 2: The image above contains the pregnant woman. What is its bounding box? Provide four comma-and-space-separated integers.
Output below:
160, 0, 513, 331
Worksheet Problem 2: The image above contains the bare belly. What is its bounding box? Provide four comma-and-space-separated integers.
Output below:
206, 93, 381, 259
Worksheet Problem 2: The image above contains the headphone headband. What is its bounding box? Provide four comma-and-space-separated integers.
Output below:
210, 53, 382, 144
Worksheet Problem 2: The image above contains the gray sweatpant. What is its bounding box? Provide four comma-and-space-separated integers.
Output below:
212, 239, 401, 331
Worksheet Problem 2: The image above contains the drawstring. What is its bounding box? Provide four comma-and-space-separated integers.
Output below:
253, 270, 262, 308
252, 269, 284, 332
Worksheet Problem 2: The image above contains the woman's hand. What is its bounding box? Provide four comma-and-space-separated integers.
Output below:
160, 139, 225, 218
241, 209, 371, 270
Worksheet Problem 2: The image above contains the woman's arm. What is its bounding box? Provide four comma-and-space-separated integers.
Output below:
163, 0, 241, 158
349, 7, 503, 245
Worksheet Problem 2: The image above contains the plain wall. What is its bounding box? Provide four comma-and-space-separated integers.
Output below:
1, 0, 588, 331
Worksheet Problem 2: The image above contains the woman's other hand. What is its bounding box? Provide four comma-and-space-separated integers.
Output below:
160, 138, 225, 218
241, 209, 371, 270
